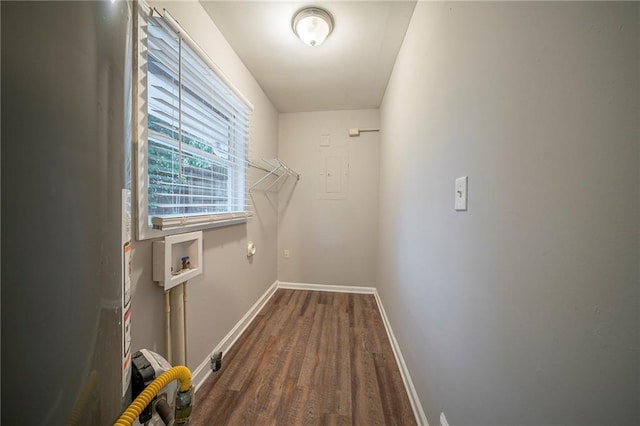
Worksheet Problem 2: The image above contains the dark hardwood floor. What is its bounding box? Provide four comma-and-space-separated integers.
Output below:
192, 289, 417, 425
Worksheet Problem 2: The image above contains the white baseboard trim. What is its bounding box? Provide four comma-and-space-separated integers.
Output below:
192, 279, 279, 393
191, 351, 212, 394
373, 290, 429, 426
277, 280, 376, 294
191, 279, 428, 426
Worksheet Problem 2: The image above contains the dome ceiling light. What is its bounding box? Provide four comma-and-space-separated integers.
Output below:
292, 7, 334, 47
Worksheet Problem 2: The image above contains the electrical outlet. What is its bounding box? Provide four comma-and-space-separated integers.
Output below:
283, 249, 290, 259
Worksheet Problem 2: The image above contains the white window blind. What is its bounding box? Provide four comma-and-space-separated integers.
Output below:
142, 11, 251, 232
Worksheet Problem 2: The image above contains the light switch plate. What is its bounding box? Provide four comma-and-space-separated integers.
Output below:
455, 176, 468, 211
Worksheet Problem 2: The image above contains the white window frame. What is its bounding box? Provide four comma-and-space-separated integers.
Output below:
134, 3, 254, 240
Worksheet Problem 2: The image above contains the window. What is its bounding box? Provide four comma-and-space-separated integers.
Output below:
136, 5, 252, 239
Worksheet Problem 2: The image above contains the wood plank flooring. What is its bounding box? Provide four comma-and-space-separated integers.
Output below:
192, 289, 416, 426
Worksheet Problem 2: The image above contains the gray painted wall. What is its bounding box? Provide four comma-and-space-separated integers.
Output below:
130, 1, 279, 370
378, 2, 639, 425
278, 110, 380, 286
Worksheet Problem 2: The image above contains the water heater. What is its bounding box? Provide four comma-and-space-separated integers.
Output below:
2, 1, 133, 423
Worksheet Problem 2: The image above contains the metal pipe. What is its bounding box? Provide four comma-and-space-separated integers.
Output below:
152, 398, 174, 426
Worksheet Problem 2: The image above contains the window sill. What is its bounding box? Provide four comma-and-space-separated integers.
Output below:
137, 214, 250, 241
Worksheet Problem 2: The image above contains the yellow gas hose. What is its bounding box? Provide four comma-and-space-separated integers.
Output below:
66, 370, 99, 425
113, 365, 192, 426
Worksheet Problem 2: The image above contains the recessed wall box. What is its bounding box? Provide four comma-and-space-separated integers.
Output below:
153, 231, 203, 290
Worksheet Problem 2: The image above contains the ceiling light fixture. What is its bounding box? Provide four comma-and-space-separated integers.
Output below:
292, 7, 334, 47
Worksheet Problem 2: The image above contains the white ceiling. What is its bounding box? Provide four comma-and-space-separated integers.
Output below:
200, 1, 417, 113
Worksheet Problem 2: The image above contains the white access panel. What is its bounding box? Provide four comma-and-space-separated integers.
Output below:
319, 148, 349, 200
152, 231, 203, 290
325, 156, 343, 193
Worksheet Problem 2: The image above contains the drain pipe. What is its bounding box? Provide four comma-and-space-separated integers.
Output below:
164, 291, 172, 364
66, 370, 99, 425
183, 283, 188, 364
170, 282, 187, 366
